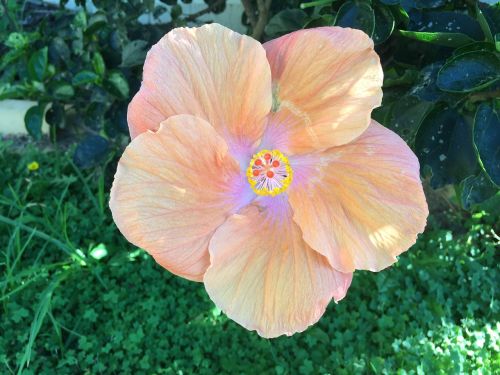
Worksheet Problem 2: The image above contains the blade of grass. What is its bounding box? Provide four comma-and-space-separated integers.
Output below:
68, 159, 103, 217
17, 271, 69, 374
0, 215, 84, 261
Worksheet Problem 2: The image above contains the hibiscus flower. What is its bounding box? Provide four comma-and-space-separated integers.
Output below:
110, 24, 428, 338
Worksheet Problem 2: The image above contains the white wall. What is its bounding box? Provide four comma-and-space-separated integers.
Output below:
0, 100, 49, 135
43, 0, 246, 32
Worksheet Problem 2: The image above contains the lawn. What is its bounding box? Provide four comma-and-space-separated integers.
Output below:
0, 140, 498, 374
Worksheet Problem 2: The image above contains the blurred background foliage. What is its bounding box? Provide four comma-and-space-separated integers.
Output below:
263, 0, 500, 212
0, 0, 499, 209
0, 0, 499, 374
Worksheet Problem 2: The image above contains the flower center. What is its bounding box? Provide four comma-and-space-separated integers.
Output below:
246, 149, 292, 196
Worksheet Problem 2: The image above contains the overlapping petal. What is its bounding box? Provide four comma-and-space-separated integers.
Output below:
288, 120, 428, 273
110, 115, 244, 281
263, 27, 383, 154
128, 23, 272, 143
204, 197, 352, 338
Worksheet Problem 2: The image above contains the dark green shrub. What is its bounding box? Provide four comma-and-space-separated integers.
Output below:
263, 0, 500, 209
0, 0, 224, 167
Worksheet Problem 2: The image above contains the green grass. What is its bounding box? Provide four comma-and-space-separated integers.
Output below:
0, 140, 499, 374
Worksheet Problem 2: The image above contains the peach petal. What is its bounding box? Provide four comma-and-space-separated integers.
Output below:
109, 115, 242, 281
288, 120, 428, 273
264, 27, 383, 154
204, 197, 352, 338
128, 24, 272, 144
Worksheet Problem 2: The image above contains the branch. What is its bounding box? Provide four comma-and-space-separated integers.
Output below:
1, 0, 19, 31
185, 0, 226, 23
469, 90, 500, 103
251, 0, 272, 41
241, 0, 257, 29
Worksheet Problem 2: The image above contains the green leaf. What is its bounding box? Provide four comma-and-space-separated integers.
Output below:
72, 71, 99, 86
120, 40, 148, 68
408, 11, 483, 40
437, 51, 500, 93
0, 49, 24, 71
92, 52, 106, 76
413, 0, 445, 8
85, 11, 107, 35
48, 37, 71, 65
265, 9, 307, 38
6, 32, 29, 49
300, 0, 334, 8
304, 14, 334, 28
409, 62, 462, 104
24, 105, 46, 140
453, 42, 496, 56
482, 4, 500, 36
104, 71, 129, 99
170, 4, 182, 19
415, 105, 477, 188
45, 103, 65, 129
383, 68, 419, 88
385, 95, 433, 143
398, 30, 475, 47
460, 173, 498, 209
335, 1, 375, 37
373, 4, 395, 45
473, 103, 500, 186
5, 31, 39, 50
51, 82, 75, 100
476, 4, 494, 43
73, 9, 87, 30
73, 135, 110, 169
28, 47, 48, 81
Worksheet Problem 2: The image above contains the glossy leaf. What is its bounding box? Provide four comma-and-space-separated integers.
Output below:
51, 83, 75, 100
408, 11, 483, 40
48, 37, 71, 65
304, 14, 334, 28
453, 42, 496, 56
28, 47, 48, 81
335, 1, 375, 37
398, 30, 475, 47
482, 4, 500, 36
460, 173, 498, 209
45, 103, 65, 129
72, 71, 99, 86
86, 12, 107, 35
265, 9, 308, 38
415, 106, 477, 188
437, 51, 500, 93
104, 72, 129, 99
73, 135, 110, 169
413, 0, 445, 9
373, 4, 395, 44
120, 40, 148, 68
473, 104, 500, 186
409, 62, 462, 104
24, 105, 45, 141
386, 95, 433, 143
92, 52, 106, 76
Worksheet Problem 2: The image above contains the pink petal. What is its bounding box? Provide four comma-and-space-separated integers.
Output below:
109, 115, 243, 281
288, 120, 429, 273
128, 24, 272, 145
263, 27, 383, 154
204, 196, 352, 338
